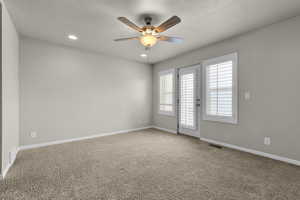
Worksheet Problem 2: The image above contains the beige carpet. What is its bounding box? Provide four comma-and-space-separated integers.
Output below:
1, 129, 300, 200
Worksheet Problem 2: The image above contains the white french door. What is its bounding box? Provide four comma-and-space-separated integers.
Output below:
178, 65, 201, 137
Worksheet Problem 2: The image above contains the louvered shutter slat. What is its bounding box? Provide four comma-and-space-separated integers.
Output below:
180, 73, 195, 128
207, 61, 233, 117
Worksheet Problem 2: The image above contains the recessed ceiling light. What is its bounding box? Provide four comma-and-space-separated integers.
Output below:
140, 54, 147, 58
68, 34, 78, 40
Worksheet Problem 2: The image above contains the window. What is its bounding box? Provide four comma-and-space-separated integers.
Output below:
159, 69, 175, 116
202, 52, 238, 124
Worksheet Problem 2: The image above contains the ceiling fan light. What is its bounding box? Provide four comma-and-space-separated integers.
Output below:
140, 34, 157, 47
145, 28, 152, 34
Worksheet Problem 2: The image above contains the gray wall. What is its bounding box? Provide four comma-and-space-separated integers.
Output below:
153, 16, 300, 161
1, 0, 19, 174
0, 0, 2, 175
20, 37, 152, 146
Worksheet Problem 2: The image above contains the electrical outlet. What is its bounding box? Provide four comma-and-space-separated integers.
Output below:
9, 150, 16, 164
30, 131, 37, 138
264, 137, 271, 146
9, 152, 12, 164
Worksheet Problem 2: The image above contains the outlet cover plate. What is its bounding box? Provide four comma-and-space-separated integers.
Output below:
264, 137, 271, 145
30, 131, 37, 138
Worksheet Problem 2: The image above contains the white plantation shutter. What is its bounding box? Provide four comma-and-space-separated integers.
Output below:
207, 61, 233, 116
203, 53, 238, 124
159, 70, 174, 115
180, 73, 195, 129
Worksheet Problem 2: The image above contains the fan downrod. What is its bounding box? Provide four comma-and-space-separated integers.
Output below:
144, 16, 152, 25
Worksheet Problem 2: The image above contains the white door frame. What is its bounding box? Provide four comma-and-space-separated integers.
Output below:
176, 64, 201, 138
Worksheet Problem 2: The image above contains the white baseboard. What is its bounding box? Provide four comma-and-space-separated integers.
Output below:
19, 126, 152, 151
152, 126, 177, 134
7, 127, 299, 179
1, 148, 19, 179
200, 137, 300, 166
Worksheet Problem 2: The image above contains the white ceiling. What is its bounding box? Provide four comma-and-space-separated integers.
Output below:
5, 0, 300, 64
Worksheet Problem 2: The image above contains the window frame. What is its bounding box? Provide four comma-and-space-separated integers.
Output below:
202, 52, 238, 124
158, 69, 175, 116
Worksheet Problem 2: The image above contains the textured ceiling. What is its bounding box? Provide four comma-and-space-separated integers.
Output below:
4, 0, 300, 63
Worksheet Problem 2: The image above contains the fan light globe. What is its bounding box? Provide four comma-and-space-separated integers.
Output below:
140, 34, 157, 47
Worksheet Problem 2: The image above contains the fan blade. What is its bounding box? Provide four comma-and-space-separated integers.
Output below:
114, 37, 139, 42
155, 16, 181, 33
158, 36, 183, 43
118, 17, 143, 32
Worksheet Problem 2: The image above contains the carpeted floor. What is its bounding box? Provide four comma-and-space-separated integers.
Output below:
1, 129, 300, 200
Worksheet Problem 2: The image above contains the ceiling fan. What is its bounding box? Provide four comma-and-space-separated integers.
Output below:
114, 16, 183, 49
